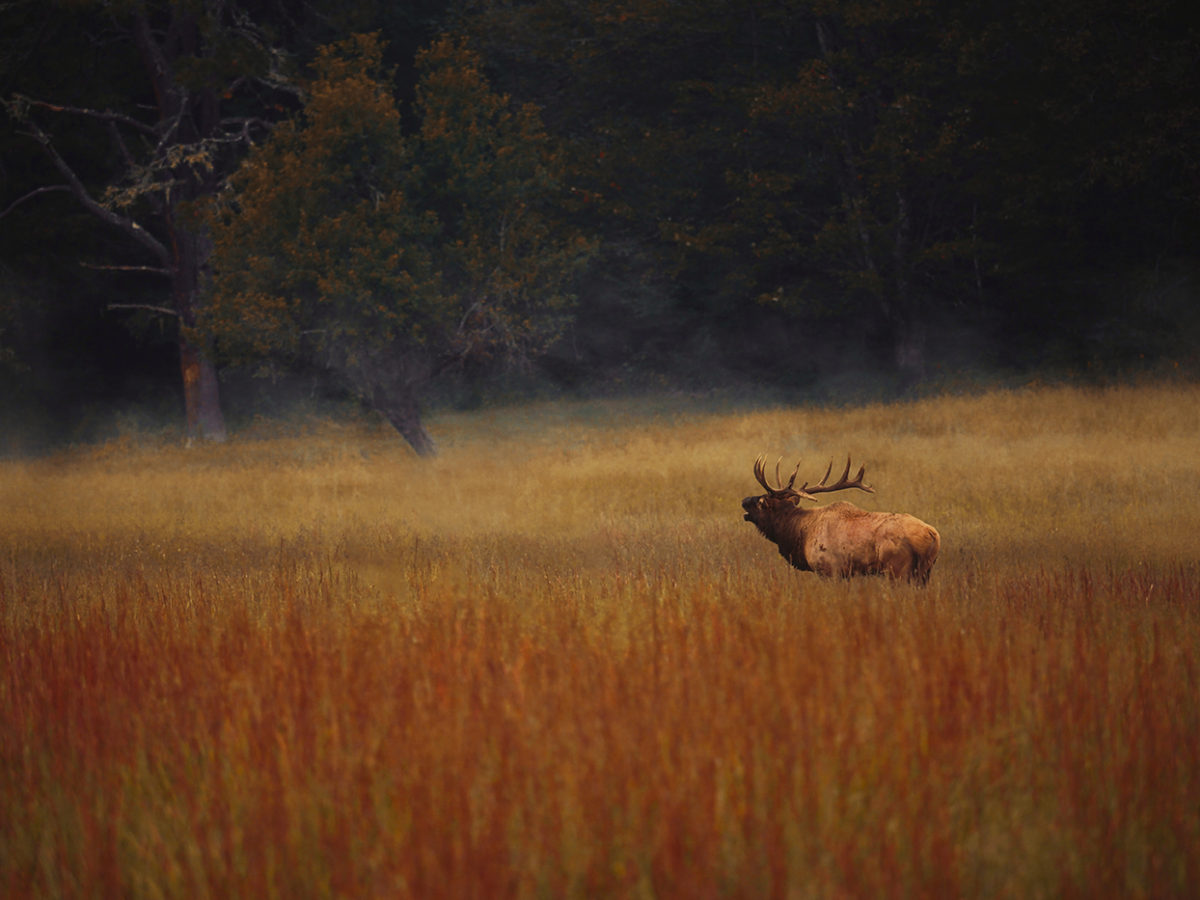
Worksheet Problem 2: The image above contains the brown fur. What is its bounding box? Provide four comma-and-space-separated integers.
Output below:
742, 495, 940, 585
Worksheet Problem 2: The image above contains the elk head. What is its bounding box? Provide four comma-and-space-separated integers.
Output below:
741, 454, 874, 531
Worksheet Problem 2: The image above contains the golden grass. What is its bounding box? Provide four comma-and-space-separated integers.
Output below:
2, 382, 1199, 897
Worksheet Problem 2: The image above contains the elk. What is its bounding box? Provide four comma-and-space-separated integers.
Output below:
742, 455, 940, 585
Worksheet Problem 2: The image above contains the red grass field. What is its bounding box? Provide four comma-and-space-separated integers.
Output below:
3, 383, 1199, 897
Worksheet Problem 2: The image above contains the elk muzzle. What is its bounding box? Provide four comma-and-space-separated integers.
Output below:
741, 495, 760, 522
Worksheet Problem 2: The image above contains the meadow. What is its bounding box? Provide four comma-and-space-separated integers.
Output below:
2, 381, 1199, 898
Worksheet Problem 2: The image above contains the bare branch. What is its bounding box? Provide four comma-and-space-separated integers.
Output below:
221, 116, 273, 143
107, 303, 179, 318
13, 95, 157, 137
19, 117, 171, 267
0, 184, 72, 220
106, 119, 137, 172
131, 11, 179, 122
82, 262, 173, 276
154, 102, 187, 159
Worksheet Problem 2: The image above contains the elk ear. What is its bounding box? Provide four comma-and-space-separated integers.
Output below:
793, 490, 819, 504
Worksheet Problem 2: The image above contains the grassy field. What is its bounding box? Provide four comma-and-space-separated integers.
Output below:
2, 381, 1199, 898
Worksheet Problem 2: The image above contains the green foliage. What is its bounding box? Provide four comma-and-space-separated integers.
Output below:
204, 34, 433, 361
458, 0, 1200, 378
203, 32, 593, 380
415, 36, 595, 361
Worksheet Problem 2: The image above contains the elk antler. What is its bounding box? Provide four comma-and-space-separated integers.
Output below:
798, 456, 875, 498
753, 454, 801, 495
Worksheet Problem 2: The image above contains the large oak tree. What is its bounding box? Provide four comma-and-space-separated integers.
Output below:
201, 33, 593, 455
1, 2, 305, 440
1, 0, 434, 441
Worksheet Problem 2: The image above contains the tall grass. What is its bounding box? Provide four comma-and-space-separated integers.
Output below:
3, 382, 1199, 897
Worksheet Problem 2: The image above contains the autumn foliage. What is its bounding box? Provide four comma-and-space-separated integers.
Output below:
202, 33, 593, 454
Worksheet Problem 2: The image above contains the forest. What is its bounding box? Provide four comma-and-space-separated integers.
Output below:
2, 0, 1197, 453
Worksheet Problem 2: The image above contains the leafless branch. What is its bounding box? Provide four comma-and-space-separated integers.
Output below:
106, 119, 137, 172
221, 116, 274, 143
0, 185, 72, 220
131, 12, 177, 123
107, 303, 179, 317
13, 95, 157, 137
154, 102, 187, 159
82, 262, 173, 276
19, 117, 172, 267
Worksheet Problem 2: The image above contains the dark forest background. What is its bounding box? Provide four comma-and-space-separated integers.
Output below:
2, 0, 1197, 454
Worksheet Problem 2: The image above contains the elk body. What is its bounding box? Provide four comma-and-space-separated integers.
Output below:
742, 455, 940, 585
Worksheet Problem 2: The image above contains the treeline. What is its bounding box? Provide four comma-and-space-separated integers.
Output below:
2, 1, 1197, 452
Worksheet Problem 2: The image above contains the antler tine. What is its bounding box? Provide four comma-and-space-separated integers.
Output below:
784, 460, 801, 491
754, 453, 804, 495
800, 454, 875, 496
753, 454, 772, 492
774, 456, 786, 491
772, 456, 803, 491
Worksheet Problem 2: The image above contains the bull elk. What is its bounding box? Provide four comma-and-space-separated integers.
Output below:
742, 455, 940, 585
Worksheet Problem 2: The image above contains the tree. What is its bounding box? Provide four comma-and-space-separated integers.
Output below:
1, 0, 448, 442
740, 1, 979, 384
455, 0, 805, 381
455, 0, 1200, 385
0, 0, 314, 441
201, 33, 593, 455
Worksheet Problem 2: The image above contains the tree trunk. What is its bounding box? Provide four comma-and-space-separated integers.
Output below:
179, 336, 227, 443
172, 216, 227, 443
890, 188, 926, 391
893, 318, 927, 391
371, 383, 436, 456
